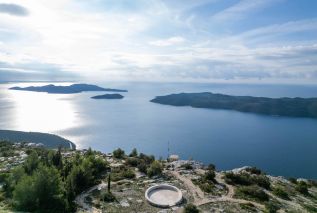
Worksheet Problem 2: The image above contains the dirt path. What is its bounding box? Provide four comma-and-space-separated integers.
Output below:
75, 182, 107, 213
170, 170, 265, 210
170, 170, 210, 205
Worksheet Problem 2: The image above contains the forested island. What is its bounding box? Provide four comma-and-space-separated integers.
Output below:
91, 94, 124, 99
151, 92, 317, 119
9, 83, 127, 94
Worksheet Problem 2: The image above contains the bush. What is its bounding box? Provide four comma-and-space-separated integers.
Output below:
199, 182, 214, 193
265, 201, 279, 213
102, 191, 115, 202
181, 163, 193, 170
295, 181, 309, 195
129, 148, 138, 157
204, 170, 215, 181
272, 187, 289, 200
236, 185, 269, 202
125, 157, 139, 167
252, 175, 270, 190
122, 169, 135, 179
137, 161, 147, 174
113, 148, 125, 159
224, 172, 252, 186
246, 167, 262, 175
288, 177, 297, 184
147, 161, 163, 177
139, 153, 155, 164
184, 203, 199, 213
224, 172, 270, 189
207, 164, 215, 171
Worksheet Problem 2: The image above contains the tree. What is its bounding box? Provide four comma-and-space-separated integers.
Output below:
129, 148, 138, 157
23, 151, 39, 175
113, 148, 125, 159
13, 165, 67, 212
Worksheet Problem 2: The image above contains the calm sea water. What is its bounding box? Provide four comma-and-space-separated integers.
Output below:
1, 82, 317, 179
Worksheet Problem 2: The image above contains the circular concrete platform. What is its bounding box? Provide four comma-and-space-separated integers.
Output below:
145, 184, 183, 207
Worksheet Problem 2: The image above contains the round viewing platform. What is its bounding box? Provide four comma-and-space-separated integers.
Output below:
145, 184, 183, 208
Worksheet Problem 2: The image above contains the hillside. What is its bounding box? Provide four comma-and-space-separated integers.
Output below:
0, 130, 75, 149
0, 143, 316, 213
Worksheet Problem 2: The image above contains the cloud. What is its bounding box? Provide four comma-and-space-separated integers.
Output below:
0, 3, 29, 16
149, 36, 186, 46
211, 0, 275, 22
0, 61, 77, 81
0, 0, 316, 83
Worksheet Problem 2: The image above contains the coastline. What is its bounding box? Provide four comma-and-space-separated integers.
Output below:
0, 129, 76, 150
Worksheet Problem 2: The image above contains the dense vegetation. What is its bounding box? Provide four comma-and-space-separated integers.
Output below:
1, 145, 108, 212
151, 92, 317, 118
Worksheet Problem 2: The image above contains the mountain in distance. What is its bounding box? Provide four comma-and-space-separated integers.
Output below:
151, 92, 317, 119
9, 83, 128, 94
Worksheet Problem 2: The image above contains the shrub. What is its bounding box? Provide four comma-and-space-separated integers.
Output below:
122, 169, 135, 179
199, 182, 214, 193
265, 201, 279, 213
129, 148, 138, 157
252, 175, 270, 190
295, 181, 309, 195
125, 157, 139, 167
137, 161, 147, 174
181, 163, 193, 170
139, 153, 155, 164
224, 172, 252, 186
184, 203, 199, 213
236, 185, 269, 202
204, 170, 215, 181
207, 164, 216, 171
246, 167, 262, 175
113, 148, 125, 159
102, 191, 115, 202
288, 177, 297, 184
272, 187, 289, 200
147, 161, 163, 177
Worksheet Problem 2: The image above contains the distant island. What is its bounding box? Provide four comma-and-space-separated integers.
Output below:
9, 83, 128, 94
151, 92, 317, 119
91, 94, 124, 99
0, 130, 75, 149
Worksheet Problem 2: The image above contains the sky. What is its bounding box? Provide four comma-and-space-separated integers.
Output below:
0, 0, 317, 83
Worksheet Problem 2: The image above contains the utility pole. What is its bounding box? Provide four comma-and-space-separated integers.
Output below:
167, 141, 170, 160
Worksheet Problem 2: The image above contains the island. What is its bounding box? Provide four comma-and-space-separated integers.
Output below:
150, 92, 317, 119
91, 94, 124, 99
0, 130, 75, 149
9, 83, 127, 94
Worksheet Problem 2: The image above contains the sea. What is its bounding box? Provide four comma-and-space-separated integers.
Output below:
1, 81, 317, 179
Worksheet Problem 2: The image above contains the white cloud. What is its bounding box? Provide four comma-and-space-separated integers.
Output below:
149, 36, 186, 47
0, 0, 316, 83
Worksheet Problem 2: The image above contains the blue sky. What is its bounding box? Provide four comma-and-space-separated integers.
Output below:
0, 0, 317, 83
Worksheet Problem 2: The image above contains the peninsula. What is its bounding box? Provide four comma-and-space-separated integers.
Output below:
91, 94, 124, 99
0, 130, 75, 149
151, 92, 317, 119
9, 83, 127, 94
